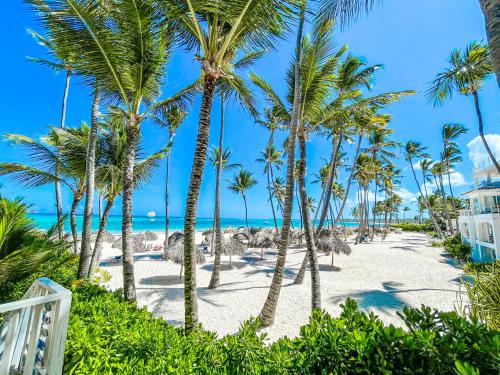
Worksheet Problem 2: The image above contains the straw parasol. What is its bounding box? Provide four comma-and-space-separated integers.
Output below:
316, 235, 352, 267
167, 231, 184, 246
165, 240, 206, 278
222, 237, 247, 266
144, 230, 158, 241
110, 234, 147, 252
255, 234, 274, 260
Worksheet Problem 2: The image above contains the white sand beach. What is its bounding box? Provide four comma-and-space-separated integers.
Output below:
99, 231, 465, 342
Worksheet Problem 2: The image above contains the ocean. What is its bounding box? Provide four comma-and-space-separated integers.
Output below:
29, 213, 362, 233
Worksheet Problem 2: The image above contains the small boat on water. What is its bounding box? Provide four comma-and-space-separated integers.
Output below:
147, 211, 156, 221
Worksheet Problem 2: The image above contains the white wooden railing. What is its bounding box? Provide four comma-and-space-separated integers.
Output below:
0, 278, 71, 375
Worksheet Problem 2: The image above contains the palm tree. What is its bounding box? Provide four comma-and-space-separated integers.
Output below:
153, 107, 187, 258
163, 0, 292, 331
256, 144, 284, 232
0, 126, 88, 253
78, 90, 101, 279
431, 161, 453, 234
208, 146, 240, 289
441, 123, 467, 230
402, 206, 410, 221
27, 29, 78, 239
228, 169, 257, 237
404, 141, 443, 237
30, 0, 194, 299
428, 42, 499, 174
88, 118, 163, 278
319, 0, 500, 86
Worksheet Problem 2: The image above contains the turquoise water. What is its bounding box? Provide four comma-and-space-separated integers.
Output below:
29, 213, 361, 233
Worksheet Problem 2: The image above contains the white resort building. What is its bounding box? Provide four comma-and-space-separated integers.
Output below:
458, 157, 500, 262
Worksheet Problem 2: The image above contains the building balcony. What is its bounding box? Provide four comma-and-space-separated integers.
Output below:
477, 233, 495, 244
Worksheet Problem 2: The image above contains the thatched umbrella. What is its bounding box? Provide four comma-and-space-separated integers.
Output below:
223, 227, 235, 234
256, 234, 274, 260
165, 240, 206, 278
111, 234, 147, 252
316, 235, 352, 266
222, 237, 247, 266
167, 231, 184, 246
91, 231, 115, 243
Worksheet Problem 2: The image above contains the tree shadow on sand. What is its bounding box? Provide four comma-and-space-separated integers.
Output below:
244, 267, 296, 279
201, 261, 249, 271
329, 281, 459, 315
140, 275, 184, 286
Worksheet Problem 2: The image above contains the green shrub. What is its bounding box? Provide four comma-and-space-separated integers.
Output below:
463, 263, 500, 331
392, 223, 434, 232
64, 284, 500, 374
443, 235, 471, 262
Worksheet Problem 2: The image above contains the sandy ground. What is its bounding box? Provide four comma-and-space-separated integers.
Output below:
99, 231, 465, 342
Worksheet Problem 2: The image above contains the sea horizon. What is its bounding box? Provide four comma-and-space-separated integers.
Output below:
28, 213, 366, 233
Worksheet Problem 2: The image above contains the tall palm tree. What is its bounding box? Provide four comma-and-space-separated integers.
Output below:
402, 206, 410, 221
78, 90, 101, 278
441, 123, 467, 230
27, 29, 78, 239
352, 152, 377, 244
30, 0, 194, 299
256, 144, 284, 232
319, 0, 500, 85
428, 42, 499, 174
404, 141, 443, 238
431, 161, 453, 234
88, 118, 163, 278
163, 0, 292, 331
228, 169, 257, 236
208, 146, 240, 289
153, 107, 187, 258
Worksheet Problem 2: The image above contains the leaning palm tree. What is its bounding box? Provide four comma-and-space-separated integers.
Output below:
207, 146, 240, 289
228, 169, 257, 237
27, 29, 78, 239
152, 107, 187, 258
29, 0, 195, 298
428, 42, 499, 173
88, 118, 163, 278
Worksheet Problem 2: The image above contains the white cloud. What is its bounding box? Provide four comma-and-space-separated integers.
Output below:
446, 170, 467, 187
467, 134, 500, 168
394, 187, 417, 203
412, 161, 421, 170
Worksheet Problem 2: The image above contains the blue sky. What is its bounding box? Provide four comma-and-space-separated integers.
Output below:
0, 0, 499, 220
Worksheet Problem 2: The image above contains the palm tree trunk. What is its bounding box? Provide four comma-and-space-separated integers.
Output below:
334, 135, 363, 226
410, 161, 443, 238
69, 194, 82, 254
446, 169, 459, 233
122, 121, 139, 302
315, 134, 342, 234
296, 129, 321, 309
295, 181, 303, 230
371, 182, 378, 241
438, 172, 453, 234
88, 197, 114, 278
243, 194, 250, 238
78, 90, 100, 279
267, 167, 279, 232
163, 146, 171, 258
472, 91, 500, 173
479, 0, 500, 87
55, 70, 72, 239
259, 2, 305, 328
208, 96, 225, 289
184, 75, 217, 332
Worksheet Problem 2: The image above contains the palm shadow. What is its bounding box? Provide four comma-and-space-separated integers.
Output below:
140, 275, 183, 286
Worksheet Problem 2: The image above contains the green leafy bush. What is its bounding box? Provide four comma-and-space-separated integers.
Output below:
463, 263, 500, 330
392, 223, 434, 232
64, 284, 500, 374
443, 235, 471, 262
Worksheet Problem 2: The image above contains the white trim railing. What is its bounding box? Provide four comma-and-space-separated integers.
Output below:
0, 278, 71, 375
